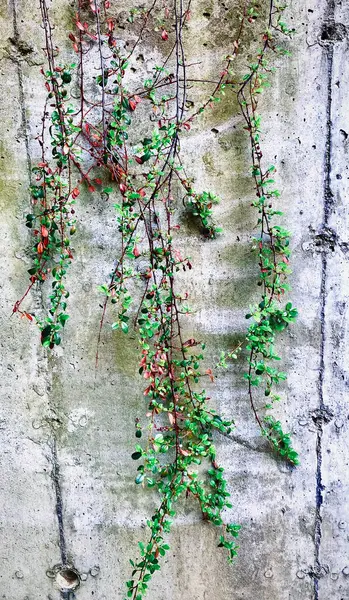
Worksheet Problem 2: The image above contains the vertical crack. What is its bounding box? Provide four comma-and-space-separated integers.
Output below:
50, 437, 67, 565
314, 1, 335, 598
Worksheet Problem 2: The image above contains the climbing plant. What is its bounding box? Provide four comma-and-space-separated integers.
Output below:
13, 0, 298, 597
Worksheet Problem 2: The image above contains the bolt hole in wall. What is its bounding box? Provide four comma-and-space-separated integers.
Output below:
320, 22, 347, 43
55, 568, 80, 592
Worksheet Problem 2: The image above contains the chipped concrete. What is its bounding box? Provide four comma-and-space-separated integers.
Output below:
0, 0, 349, 599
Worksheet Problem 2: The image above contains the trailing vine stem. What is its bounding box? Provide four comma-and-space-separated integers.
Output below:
12, 0, 300, 597
237, 1, 298, 464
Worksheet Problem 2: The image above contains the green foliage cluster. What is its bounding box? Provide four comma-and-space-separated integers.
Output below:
14, 63, 79, 347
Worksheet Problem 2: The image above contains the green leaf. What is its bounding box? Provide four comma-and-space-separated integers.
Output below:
121, 321, 129, 334
131, 452, 142, 460
58, 314, 70, 327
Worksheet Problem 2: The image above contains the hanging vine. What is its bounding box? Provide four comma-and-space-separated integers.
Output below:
12, 0, 79, 346
13, 0, 298, 597
237, 1, 298, 465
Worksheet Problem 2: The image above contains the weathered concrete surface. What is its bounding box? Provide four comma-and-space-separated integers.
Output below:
0, 0, 348, 599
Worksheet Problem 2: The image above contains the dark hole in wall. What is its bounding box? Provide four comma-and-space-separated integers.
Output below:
56, 568, 80, 591
320, 22, 347, 44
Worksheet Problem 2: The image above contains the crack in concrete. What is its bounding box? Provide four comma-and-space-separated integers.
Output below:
45, 362, 71, 583
217, 429, 269, 454
314, 1, 335, 598
50, 437, 68, 566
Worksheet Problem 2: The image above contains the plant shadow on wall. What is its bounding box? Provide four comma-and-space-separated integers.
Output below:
13, 0, 298, 598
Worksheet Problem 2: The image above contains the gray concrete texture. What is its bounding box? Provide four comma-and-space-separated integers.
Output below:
0, 0, 348, 598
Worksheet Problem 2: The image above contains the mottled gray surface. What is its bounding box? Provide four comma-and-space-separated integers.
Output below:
0, 0, 348, 599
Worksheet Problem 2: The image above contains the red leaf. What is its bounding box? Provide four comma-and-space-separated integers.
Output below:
205, 368, 215, 383
135, 156, 143, 164
72, 187, 80, 199
73, 43, 79, 53
88, 185, 96, 193
69, 33, 77, 42
119, 183, 127, 194
161, 30, 169, 41
45, 82, 50, 92
41, 225, 49, 238
179, 448, 190, 457
129, 99, 137, 111
183, 338, 196, 347
115, 166, 125, 178
94, 178, 102, 185
37, 242, 44, 254
133, 246, 140, 258
76, 21, 85, 31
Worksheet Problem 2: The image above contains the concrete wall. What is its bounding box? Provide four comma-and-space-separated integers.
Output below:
0, 0, 348, 599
